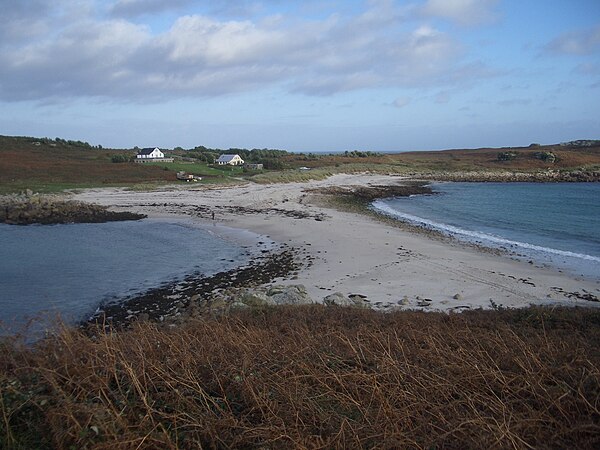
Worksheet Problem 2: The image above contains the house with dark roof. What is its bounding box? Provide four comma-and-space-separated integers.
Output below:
216, 154, 244, 166
135, 147, 173, 163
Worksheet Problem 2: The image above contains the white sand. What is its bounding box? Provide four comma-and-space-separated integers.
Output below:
74, 174, 600, 311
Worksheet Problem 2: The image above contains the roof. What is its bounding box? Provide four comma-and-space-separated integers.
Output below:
216, 154, 241, 163
138, 147, 160, 155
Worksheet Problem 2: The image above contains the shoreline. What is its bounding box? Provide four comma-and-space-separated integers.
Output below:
73, 174, 600, 324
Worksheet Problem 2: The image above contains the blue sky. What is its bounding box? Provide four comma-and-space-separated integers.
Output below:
1, 0, 599, 152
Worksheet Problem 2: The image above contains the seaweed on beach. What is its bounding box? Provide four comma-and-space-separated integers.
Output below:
2, 305, 599, 449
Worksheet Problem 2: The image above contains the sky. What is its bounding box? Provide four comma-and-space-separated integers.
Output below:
1, 0, 599, 152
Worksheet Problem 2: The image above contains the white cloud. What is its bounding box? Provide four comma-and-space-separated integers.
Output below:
422, 0, 500, 26
0, 1, 493, 102
545, 25, 600, 55
158, 15, 286, 65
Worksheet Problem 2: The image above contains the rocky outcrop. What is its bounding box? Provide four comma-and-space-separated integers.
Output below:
88, 249, 302, 328
309, 182, 433, 202
194, 284, 313, 316
1, 192, 145, 225
267, 285, 314, 305
323, 292, 370, 308
204, 287, 374, 316
413, 169, 600, 182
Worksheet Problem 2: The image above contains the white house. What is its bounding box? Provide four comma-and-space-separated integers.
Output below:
135, 147, 173, 163
216, 154, 245, 166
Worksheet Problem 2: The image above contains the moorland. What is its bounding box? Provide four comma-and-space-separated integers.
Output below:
1, 135, 599, 193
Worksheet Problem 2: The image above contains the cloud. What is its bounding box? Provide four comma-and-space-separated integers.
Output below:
0, 1, 493, 102
109, 0, 192, 18
0, 19, 151, 101
421, 0, 500, 26
0, 0, 53, 41
544, 25, 600, 55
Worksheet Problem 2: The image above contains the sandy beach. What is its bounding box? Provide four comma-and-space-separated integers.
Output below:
74, 174, 600, 312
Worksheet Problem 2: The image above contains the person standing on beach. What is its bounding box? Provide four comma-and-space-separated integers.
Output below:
212, 211, 215, 220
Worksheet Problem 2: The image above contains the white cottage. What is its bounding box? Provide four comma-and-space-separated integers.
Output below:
135, 147, 173, 163
216, 154, 245, 166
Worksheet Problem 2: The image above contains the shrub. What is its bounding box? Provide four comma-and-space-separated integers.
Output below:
497, 151, 517, 161
534, 151, 557, 163
110, 154, 130, 163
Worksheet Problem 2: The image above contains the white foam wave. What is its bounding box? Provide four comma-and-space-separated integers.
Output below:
372, 200, 600, 263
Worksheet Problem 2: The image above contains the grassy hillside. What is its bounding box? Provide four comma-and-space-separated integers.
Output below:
2, 135, 599, 192
281, 143, 600, 172
0, 136, 242, 193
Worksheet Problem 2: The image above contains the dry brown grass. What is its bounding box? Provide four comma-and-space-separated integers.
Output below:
282, 145, 600, 172
2, 306, 600, 449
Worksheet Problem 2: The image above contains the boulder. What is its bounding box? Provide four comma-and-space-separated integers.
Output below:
230, 301, 250, 310
398, 295, 410, 306
323, 292, 355, 307
324, 292, 370, 308
239, 290, 275, 307
268, 285, 313, 305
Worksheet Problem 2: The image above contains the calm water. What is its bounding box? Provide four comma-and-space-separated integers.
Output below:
373, 183, 600, 280
0, 219, 263, 332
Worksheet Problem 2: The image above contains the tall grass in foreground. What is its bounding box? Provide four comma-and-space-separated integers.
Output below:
1, 306, 599, 449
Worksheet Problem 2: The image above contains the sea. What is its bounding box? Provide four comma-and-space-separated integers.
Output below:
0, 218, 271, 334
372, 182, 600, 280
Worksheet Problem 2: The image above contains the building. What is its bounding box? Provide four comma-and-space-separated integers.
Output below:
135, 147, 174, 163
244, 163, 264, 170
216, 154, 245, 166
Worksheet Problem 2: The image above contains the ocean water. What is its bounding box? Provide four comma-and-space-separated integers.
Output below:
372, 182, 600, 280
0, 219, 265, 333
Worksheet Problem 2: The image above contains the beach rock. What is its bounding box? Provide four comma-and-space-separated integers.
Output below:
323, 292, 369, 308
323, 292, 351, 306
453, 293, 463, 300
268, 285, 313, 305
398, 296, 410, 305
0, 193, 146, 225
239, 290, 275, 307
230, 301, 250, 310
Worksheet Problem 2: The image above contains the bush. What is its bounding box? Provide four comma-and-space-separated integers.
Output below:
534, 151, 557, 163
111, 154, 130, 163
497, 151, 517, 161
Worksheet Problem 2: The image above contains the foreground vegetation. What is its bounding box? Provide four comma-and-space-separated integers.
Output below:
2, 306, 599, 448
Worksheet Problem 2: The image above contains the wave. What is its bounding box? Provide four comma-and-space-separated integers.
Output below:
372, 200, 600, 263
